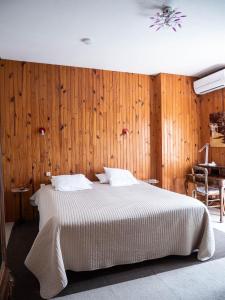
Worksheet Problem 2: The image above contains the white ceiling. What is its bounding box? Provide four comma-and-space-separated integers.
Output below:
0, 0, 225, 76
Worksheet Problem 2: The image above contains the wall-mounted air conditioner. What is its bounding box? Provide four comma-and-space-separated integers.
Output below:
193, 69, 225, 95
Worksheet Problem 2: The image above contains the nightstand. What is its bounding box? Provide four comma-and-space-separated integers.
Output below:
11, 187, 30, 223
145, 179, 159, 185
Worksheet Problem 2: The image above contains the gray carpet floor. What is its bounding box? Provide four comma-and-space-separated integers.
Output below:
7, 221, 225, 300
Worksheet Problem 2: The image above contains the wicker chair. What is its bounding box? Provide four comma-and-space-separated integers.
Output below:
192, 166, 221, 208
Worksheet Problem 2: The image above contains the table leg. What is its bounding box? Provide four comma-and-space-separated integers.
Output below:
219, 186, 224, 223
18, 193, 25, 224
19, 193, 22, 220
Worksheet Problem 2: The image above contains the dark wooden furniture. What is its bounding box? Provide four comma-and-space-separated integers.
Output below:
0, 146, 13, 299
191, 166, 223, 215
11, 187, 30, 223
185, 164, 225, 223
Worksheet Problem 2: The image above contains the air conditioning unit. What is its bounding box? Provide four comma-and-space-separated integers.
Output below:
193, 69, 225, 95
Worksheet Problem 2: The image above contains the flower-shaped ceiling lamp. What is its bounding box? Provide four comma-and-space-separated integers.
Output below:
149, 6, 187, 32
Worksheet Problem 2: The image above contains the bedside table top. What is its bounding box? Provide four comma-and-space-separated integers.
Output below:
11, 187, 30, 193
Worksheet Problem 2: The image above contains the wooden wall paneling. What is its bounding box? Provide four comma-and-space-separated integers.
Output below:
128, 73, 133, 173
5, 62, 12, 220
118, 72, 123, 170
92, 69, 97, 176
86, 68, 92, 176
124, 73, 128, 170
75, 69, 80, 173
116, 72, 122, 171
133, 73, 138, 177
0, 59, 153, 221
3, 62, 10, 220
0, 58, 204, 220
99, 69, 104, 172
1, 62, 10, 220
146, 75, 151, 178
125, 73, 129, 171
103, 70, 110, 169
121, 72, 127, 171
70, 66, 75, 174
99, 70, 104, 171
66, 66, 72, 174
39, 64, 47, 182
82, 68, 88, 176
140, 74, 144, 175
60, 66, 69, 175
111, 70, 115, 168
31, 64, 40, 190
132, 73, 137, 176
81, 68, 86, 175
159, 74, 200, 193
138, 75, 143, 177
52, 65, 60, 176
199, 89, 225, 165
124, 72, 128, 171
113, 71, 119, 170
131, 74, 136, 177
156, 74, 162, 187
150, 73, 199, 193
127, 72, 132, 171
125, 72, 130, 171
113, 72, 118, 169
118, 72, 122, 170
23, 62, 32, 218
87, 68, 93, 177
95, 69, 100, 174
77, 68, 83, 174
150, 74, 162, 185
142, 74, 150, 178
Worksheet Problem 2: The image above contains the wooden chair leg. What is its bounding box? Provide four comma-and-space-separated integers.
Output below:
205, 194, 209, 207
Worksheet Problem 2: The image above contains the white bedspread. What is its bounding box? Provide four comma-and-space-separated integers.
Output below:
25, 182, 215, 299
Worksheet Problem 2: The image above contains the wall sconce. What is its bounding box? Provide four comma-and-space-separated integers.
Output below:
39, 127, 46, 136
121, 128, 129, 136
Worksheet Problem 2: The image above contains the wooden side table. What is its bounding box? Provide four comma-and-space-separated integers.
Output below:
145, 179, 159, 185
11, 187, 30, 223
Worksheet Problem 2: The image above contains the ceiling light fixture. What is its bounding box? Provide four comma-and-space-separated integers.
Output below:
80, 38, 92, 45
149, 6, 186, 32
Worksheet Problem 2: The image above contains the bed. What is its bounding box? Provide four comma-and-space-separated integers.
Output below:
25, 181, 215, 299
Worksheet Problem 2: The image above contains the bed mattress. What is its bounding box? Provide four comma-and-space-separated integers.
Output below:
25, 182, 215, 299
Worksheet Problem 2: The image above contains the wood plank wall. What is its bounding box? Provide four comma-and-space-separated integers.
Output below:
0, 60, 153, 221
199, 89, 225, 164
150, 74, 162, 185
0, 59, 203, 221
155, 74, 200, 193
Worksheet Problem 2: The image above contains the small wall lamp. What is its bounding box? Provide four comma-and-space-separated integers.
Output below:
39, 127, 46, 136
121, 128, 129, 136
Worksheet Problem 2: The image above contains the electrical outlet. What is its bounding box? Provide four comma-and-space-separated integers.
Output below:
46, 171, 51, 177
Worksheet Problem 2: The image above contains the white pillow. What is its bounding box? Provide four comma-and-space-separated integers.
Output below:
96, 173, 109, 184
51, 174, 93, 191
104, 167, 139, 187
